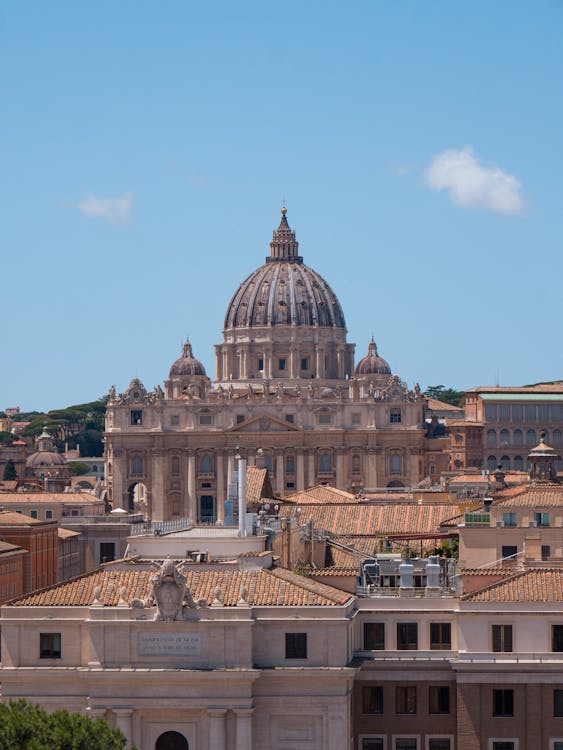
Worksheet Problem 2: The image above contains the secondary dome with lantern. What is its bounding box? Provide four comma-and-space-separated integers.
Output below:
224, 209, 346, 330
355, 338, 391, 376
169, 339, 207, 378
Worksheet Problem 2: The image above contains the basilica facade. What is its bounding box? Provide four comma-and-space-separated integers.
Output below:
105, 210, 426, 522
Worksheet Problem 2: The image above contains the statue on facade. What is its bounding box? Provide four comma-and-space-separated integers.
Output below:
155, 384, 164, 400
308, 383, 315, 399
276, 382, 284, 399
109, 384, 116, 401
151, 558, 188, 622
247, 383, 253, 399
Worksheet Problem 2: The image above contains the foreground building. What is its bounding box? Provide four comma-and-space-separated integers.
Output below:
105, 209, 428, 522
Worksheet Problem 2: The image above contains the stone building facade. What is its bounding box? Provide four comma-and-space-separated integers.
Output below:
105, 210, 427, 522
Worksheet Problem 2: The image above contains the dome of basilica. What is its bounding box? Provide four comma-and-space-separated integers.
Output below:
355, 338, 391, 376
169, 339, 207, 378
224, 209, 346, 330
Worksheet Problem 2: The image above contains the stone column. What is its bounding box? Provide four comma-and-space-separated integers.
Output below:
289, 346, 297, 379
215, 348, 222, 381
365, 448, 378, 490
234, 708, 254, 750
315, 347, 322, 379
265, 349, 273, 378
207, 708, 227, 750
111, 448, 124, 509
222, 348, 228, 381
275, 450, 284, 496
187, 449, 196, 522
216, 451, 225, 523
227, 452, 235, 493
241, 349, 248, 379
408, 447, 420, 486
307, 450, 316, 486
337, 347, 345, 379
296, 450, 305, 491
113, 707, 133, 747
335, 448, 345, 489
151, 449, 165, 522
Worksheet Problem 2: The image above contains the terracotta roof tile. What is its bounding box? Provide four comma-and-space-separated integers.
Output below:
245, 466, 274, 508
284, 485, 359, 504
0, 492, 103, 505
494, 484, 563, 508
0, 511, 46, 525
462, 568, 563, 602
8, 566, 351, 608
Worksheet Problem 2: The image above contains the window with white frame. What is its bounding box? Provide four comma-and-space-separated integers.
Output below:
359, 737, 385, 750
427, 739, 451, 750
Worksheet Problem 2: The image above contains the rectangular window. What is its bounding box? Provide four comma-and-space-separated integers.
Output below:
554, 689, 563, 717
40, 632, 61, 659
395, 740, 417, 750
30, 510, 38, 519
493, 688, 514, 717
362, 686, 383, 714
543, 545, 551, 560
318, 413, 332, 425
278, 358, 287, 371
170, 415, 179, 426
45, 510, 53, 520
390, 408, 402, 424
364, 622, 385, 650
352, 412, 361, 425
553, 625, 563, 652
492, 743, 515, 750
285, 455, 295, 473
429, 686, 450, 714
485, 404, 498, 421
130, 410, 143, 425
99, 542, 116, 564
397, 622, 418, 650
511, 404, 523, 421
285, 414, 295, 423
499, 404, 510, 420
361, 740, 384, 750
502, 512, 517, 527
258, 358, 264, 371
525, 404, 537, 421
285, 632, 307, 659
502, 545, 517, 561
535, 512, 550, 527
430, 622, 451, 650
300, 358, 309, 371
396, 686, 417, 714
236, 415, 245, 424
492, 624, 513, 652
554, 743, 563, 750
428, 741, 451, 750
199, 414, 213, 425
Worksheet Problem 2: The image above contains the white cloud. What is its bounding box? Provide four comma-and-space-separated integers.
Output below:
77, 192, 133, 224
425, 147, 524, 215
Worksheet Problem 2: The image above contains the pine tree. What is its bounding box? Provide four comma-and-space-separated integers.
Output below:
2, 459, 17, 481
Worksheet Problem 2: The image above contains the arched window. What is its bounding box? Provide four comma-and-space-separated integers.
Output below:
390, 453, 402, 474
171, 456, 180, 476
500, 429, 510, 447
155, 731, 189, 750
131, 455, 143, 476
553, 429, 562, 447
319, 452, 332, 473
486, 429, 497, 448
513, 455, 524, 471
500, 455, 510, 470
352, 454, 361, 473
513, 429, 523, 446
200, 454, 212, 473
526, 429, 537, 446
487, 455, 497, 470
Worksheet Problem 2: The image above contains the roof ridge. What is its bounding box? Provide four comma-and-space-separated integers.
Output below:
268, 567, 351, 604
461, 569, 527, 601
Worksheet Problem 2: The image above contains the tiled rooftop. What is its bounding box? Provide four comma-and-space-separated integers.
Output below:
0, 511, 46, 526
462, 568, 563, 602
246, 466, 273, 507
284, 485, 359, 504
8, 565, 351, 607
0, 492, 103, 505
493, 484, 563, 508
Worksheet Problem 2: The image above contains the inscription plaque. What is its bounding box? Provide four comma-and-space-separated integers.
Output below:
139, 632, 201, 656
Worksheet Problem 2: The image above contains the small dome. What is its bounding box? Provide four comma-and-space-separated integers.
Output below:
355, 338, 391, 375
26, 451, 67, 468
169, 339, 206, 378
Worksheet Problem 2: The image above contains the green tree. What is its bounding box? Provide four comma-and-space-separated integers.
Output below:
2, 459, 18, 481
0, 700, 132, 749
424, 385, 466, 408
0, 431, 17, 446
68, 461, 90, 476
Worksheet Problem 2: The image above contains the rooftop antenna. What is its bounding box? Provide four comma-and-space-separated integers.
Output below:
495, 368, 500, 387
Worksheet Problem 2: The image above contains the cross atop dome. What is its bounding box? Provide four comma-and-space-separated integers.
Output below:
267, 208, 303, 263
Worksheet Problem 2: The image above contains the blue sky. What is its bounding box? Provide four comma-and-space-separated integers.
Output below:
2, 1, 563, 411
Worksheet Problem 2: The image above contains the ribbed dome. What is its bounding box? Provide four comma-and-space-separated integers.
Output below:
224, 210, 346, 330
355, 338, 391, 375
169, 339, 206, 377
26, 451, 67, 468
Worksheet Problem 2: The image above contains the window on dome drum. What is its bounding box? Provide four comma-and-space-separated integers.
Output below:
362, 686, 383, 714
40, 632, 61, 659
301, 357, 309, 371
552, 625, 563, 652
364, 622, 385, 650
278, 358, 287, 371
430, 622, 451, 650
285, 632, 307, 659
360, 739, 384, 750
535, 512, 550, 527
429, 686, 450, 714
492, 624, 513, 652
396, 686, 417, 714
130, 410, 143, 425
390, 408, 402, 423
428, 740, 451, 750
493, 688, 514, 717
397, 622, 418, 650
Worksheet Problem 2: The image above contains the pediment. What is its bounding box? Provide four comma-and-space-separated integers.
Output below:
228, 414, 301, 433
